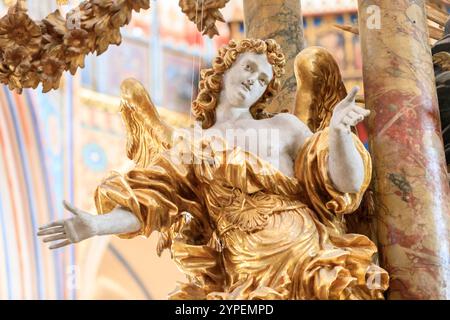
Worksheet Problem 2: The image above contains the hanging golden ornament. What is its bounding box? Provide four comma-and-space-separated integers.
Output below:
179, 0, 230, 37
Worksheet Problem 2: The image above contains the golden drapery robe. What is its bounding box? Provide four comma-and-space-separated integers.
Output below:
94, 128, 389, 300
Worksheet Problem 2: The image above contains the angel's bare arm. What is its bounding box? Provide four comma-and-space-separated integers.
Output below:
37, 201, 141, 250
283, 86, 369, 193
328, 87, 370, 193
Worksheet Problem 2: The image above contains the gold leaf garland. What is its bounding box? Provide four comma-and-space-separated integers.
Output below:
0, 0, 232, 93
0, 0, 150, 93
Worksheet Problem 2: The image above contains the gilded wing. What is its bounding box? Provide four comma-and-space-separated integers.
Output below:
120, 78, 174, 168
293, 46, 348, 133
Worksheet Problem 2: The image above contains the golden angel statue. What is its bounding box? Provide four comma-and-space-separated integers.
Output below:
38, 39, 389, 300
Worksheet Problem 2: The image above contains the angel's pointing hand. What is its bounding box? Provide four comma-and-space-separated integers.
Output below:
330, 86, 370, 134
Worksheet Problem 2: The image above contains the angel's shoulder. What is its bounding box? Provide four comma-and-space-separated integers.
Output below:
270, 113, 312, 135
272, 112, 300, 123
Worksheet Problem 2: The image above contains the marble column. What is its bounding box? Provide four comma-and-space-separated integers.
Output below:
243, 0, 305, 113
358, 0, 450, 299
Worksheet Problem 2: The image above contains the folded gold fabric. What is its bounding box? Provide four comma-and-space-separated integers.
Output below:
95, 128, 388, 300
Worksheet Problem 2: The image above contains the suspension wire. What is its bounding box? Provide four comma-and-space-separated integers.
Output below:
198, 0, 205, 86
189, 0, 200, 123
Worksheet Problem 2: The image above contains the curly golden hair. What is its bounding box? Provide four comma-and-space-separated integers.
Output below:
191, 39, 286, 129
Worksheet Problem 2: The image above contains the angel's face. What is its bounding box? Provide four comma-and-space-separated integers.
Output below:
220, 52, 273, 109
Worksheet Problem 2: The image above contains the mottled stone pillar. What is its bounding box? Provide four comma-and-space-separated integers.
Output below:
243, 0, 305, 113
358, 0, 450, 299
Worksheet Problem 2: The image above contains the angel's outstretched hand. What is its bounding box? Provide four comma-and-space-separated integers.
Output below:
330, 86, 370, 134
37, 200, 97, 250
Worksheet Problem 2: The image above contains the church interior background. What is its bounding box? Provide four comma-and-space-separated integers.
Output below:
0, 0, 448, 299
